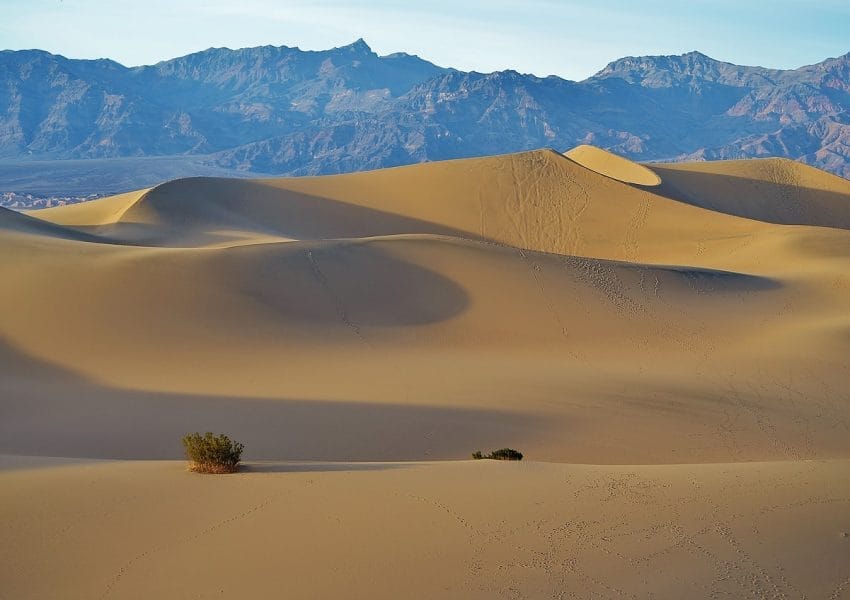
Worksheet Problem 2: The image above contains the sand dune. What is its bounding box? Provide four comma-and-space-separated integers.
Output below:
653, 157, 850, 228
4, 146, 850, 598
9, 146, 850, 462
33, 149, 747, 260
0, 205, 98, 241
565, 144, 663, 186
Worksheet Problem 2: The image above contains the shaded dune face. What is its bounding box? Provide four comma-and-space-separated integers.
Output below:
652, 158, 850, 228
0, 205, 98, 241
220, 239, 471, 328
121, 177, 483, 244
3, 145, 850, 464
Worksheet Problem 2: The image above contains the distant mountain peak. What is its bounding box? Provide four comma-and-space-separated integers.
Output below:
335, 38, 373, 55
594, 50, 721, 78
590, 50, 789, 89
680, 50, 714, 60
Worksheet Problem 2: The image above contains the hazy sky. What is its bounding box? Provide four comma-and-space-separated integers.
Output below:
1, 0, 849, 80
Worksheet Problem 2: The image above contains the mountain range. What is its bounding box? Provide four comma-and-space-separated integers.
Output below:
2, 39, 849, 181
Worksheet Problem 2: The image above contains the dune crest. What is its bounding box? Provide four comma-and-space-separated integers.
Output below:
31, 188, 151, 227
565, 144, 662, 186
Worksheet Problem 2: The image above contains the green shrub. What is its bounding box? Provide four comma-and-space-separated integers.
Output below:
488, 448, 523, 461
471, 448, 523, 461
182, 432, 244, 474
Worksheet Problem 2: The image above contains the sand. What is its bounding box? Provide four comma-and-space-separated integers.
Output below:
2, 146, 850, 597
2, 458, 848, 599
566, 144, 663, 186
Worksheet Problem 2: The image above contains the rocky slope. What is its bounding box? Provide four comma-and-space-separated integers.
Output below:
1, 41, 848, 178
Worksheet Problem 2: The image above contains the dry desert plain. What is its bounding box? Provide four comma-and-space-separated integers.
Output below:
1, 146, 850, 598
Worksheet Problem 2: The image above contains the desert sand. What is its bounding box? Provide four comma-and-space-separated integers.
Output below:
2, 147, 849, 597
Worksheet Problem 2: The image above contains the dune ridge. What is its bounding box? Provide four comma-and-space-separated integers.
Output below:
565, 144, 663, 186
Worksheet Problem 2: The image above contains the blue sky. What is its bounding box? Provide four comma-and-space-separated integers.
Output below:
1, 0, 848, 80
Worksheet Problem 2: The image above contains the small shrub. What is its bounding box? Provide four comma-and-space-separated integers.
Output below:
182, 432, 244, 474
471, 448, 523, 461
488, 448, 523, 461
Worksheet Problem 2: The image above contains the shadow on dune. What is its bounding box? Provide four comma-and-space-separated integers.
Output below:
649, 166, 850, 229
0, 227, 472, 328
658, 264, 782, 294
0, 337, 544, 463
223, 237, 471, 327
66, 221, 266, 248
40, 177, 488, 248
559, 255, 782, 296
0, 205, 103, 242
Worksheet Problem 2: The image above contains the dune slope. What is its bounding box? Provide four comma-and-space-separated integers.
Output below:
652, 157, 850, 228
5, 147, 848, 463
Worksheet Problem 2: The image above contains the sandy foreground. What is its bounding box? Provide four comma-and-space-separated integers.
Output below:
2, 145, 850, 597
2, 457, 848, 599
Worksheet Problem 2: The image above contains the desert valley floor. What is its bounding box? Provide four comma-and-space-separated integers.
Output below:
2, 146, 849, 598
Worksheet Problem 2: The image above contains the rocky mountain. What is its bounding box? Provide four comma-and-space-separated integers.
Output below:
1, 41, 849, 179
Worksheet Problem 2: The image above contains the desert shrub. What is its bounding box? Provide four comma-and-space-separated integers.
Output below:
471, 448, 523, 461
488, 448, 523, 461
182, 432, 244, 474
